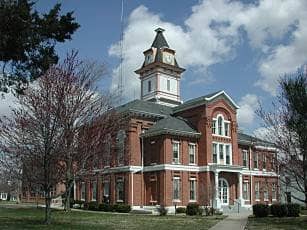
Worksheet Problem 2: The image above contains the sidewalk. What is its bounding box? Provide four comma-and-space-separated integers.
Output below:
209, 212, 251, 230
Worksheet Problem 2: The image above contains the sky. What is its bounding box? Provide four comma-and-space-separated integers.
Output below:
1, 0, 307, 135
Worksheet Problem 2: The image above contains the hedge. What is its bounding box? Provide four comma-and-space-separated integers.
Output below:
287, 204, 300, 217
253, 204, 269, 217
270, 204, 288, 217
186, 203, 201, 216
113, 203, 131, 213
157, 206, 168, 216
176, 207, 186, 214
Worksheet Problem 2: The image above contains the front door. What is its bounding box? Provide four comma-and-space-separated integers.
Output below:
218, 178, 229, 205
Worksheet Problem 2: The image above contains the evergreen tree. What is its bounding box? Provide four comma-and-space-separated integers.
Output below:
0, 0, 79, 94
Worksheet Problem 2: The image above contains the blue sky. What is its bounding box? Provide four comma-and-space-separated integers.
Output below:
3, 0, 306, 135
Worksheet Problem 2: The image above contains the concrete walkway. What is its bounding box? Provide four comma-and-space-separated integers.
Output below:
209, 212, 251, 230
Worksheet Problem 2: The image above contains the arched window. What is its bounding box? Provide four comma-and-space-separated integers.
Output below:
218, 116, 223, 135
116, 130, 126, 165
212, 114, 231, 137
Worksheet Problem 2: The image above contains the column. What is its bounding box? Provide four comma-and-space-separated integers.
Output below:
213, 171, 221, 210
238, 173, 244, 206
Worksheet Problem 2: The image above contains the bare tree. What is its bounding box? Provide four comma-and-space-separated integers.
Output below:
257, 71, 307, 207
0, 51, 124, 224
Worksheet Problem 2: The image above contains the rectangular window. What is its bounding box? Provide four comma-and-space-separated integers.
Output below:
224, 123, 230, 137
254, 153, 258, 169
255, 182, 260, 200
167, 79, 170, 91
148, 80, 152, 92
173, 177, 180, 201
92, 181, 97, 201
272, 183, 277, 200
219, 144, 224, 160
189, 179, 196, 201
243, 182, 249, 200
116, 178, 124, 202
242, 150, 248, 167
212, 120, 216, 134
81, 182, 85, 201
172, 142, 180, 164
225, 145, 230, 164
212, 143, 217, 163
218, 117, 223, 135
271, 158, 275, 171
263, 155, 266, 170
103, 181, 110, 203
264, 185, 269, 201
189, 144, 196, 164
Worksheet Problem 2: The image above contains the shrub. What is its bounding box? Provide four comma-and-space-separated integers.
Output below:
84, 201, 98, 211
253, 204, 269, 217
287, 204, 300, 217
270, 204, 288, 217
176, 207, 186, 214
157, 206, 168, 216
113, 203, 131, 213
186, 203, 200, 216
98, 203, 113, 212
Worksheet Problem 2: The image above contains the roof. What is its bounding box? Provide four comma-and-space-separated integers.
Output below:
238, 132, 275, 148
116, 99, 172, 118
142, 116, 201, 138
151, 28, 169, 48
173, 90, 240, 113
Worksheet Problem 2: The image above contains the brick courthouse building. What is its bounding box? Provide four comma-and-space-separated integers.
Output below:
74, 28, 279, 211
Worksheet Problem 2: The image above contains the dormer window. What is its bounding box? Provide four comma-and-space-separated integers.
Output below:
212, 114, 231, 137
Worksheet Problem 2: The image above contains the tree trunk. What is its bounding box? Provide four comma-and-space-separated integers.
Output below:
44, 196, 52, 225
304, 153, 307, 208
64, 181, 73, 211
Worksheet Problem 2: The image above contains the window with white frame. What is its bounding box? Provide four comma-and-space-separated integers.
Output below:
262, 155, 266, 170
224, 122, 230, 137
116, 130, 126, 165
116, 178, 124, 202
264, 185, 269, 201
272, 183, 277, 200
104, 134, 111, 167
212, 114, 231, 137
103, 181, 110, 197
172, 141, 180, 164
225, 145, 231, 165
212, 120, 216, 134
189, 143, 196, 164
243, 182, 249, 200
254, 153, 258, 169
173, 177, 181, 201
167, 79, 170, 91
219, 144, 224, 160
189, 178, 196, 201
242, 150, 248, 168
148, 80, 152, 92
255, 182, 260, 200
218, 116, 223, 135
212, 143, 217, 163
92, 181, 97, 201
81, 182, 85, 201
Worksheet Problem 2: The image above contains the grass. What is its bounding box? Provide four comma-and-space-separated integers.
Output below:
0, 204, 224, 230
247, 216, 307, 230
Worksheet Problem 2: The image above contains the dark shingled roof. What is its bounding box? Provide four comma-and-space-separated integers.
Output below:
116, 99, 172, 118
143, 116, 200, 137
238, 132, 275, 147
151, 28, 169, 48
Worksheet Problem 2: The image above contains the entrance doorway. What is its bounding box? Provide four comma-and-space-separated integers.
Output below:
218, 178, 229, 205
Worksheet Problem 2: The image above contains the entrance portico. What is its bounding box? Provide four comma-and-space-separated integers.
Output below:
211, 164, 245, 210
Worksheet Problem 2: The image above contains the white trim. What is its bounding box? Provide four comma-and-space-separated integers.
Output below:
254, 146, 276, 151
205, 90, 240, 109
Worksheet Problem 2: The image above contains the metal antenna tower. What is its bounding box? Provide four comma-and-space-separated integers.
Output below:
118, 0, 125, 102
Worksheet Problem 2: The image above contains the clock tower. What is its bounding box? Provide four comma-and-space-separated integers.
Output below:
135, 28, 185, 107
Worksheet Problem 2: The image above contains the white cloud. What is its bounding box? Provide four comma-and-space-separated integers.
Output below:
109, 0, 307, 100
0, 92, 17, 117
237, 94, 258, 125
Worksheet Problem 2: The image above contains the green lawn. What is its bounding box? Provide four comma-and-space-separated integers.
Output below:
0, 204, 224, 230
247, 216, 307, 230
